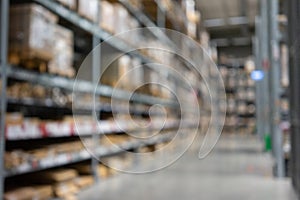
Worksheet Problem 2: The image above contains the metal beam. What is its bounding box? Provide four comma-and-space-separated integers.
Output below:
156, 2, 166, 28
211, 37, 251, 47
204, 16, 249, 28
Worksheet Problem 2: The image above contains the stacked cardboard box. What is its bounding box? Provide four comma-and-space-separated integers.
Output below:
35, 169, 79, 199
9, 4, 57, 73
9, 4, 75, 77
73, 163, 113, 179
48, 25, 75, 77
4, 185, 53, 200
101, 55, 146, 93
77, 0, 99, 22
9, 4, 58, 63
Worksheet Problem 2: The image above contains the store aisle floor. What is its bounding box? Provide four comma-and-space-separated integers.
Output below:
78, 134, 297, 200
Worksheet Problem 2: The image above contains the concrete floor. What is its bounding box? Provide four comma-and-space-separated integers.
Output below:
78, 134, 298, 200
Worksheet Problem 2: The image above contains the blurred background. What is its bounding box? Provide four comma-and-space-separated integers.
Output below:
0, 0, 300, 199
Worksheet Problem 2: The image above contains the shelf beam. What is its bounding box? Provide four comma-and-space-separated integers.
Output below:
4, 131, 178, 177
3, 65, 178, 108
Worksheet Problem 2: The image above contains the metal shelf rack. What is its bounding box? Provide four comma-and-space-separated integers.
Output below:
0, 0, 205, 198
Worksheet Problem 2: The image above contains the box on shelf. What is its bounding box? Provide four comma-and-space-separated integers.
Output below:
7, 82, 49, 99
73, 163, 112, 179
5, 150, 28, 169
48, 25, 75, 78
77, 0, 99, 22
130, 57, 144, 89
117, 55, 132, 89
101, 153, 133, 172
73, 175, 94, 189
138, 67, 162, 97
113, 3, 140, 44
100, 1, 115, 33
4, 185, 53, 200
37, 169, 78, 183
9, 4, 58, 70
101, 55, 142, 91
114, 4, 130, 34
53, 179, 79, 198
6, 113, 24, 126
101, 134, 131, 146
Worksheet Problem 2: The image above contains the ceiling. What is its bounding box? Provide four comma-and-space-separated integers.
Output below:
196, 0, 259, 57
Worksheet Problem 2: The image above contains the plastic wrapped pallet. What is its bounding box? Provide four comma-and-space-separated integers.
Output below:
9, 4, 58, 63
100, 1, 115, 33
77, 0, 99, 22
48, 25, 75, 77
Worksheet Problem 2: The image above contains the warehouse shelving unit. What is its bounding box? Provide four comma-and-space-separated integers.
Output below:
236, 67, 256, 134
219, 64, 238, 134
0, 0, 214, 199
219, 63, 256, 135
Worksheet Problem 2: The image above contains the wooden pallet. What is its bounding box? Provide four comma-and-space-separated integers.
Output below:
8, 50, 50, 73
9, 50, 75, 78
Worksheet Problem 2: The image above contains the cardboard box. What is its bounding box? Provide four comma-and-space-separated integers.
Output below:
48, 25, 75, 77
9, 4, 58, 62
77, 0, 99, 22
53, 179, 79, 198
4, 185, 53, 200
74, 176, 94, 189
73, 164, 111, 179
100, 1, 115, 33
6, 113, 24, 126
38, 169, 78, 183
101, 55, 139, 89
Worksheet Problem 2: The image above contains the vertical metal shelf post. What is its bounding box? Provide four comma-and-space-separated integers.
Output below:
288, 0, 300, 193
254, 16, 264, 141
268, 0, 285, 177
0, 0, 9, 198
260, 0, 271, 150
91, 0, 102, 182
